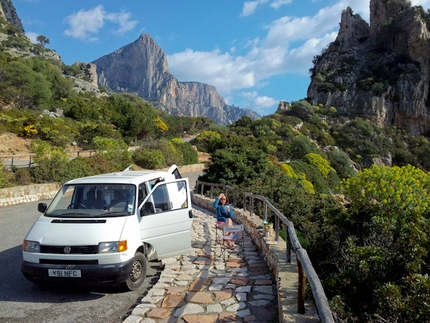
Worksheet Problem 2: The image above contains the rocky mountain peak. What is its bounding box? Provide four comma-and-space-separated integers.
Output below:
370, 0, 411, 34
92, 33, 260, 125
307, 0, 430, 135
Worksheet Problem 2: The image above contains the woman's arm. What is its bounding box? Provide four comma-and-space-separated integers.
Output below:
228, 205, 234, 219
212, 198, 220, 209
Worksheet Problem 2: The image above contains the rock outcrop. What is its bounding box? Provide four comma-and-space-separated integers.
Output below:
307, 0, 430, 135
0, 0, 23, 32
92, 34, 260, 125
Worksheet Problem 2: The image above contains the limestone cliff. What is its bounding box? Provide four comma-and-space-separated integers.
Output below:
0, 0, 23, 32
92, 34, 260, 125
307, 0, 430, 135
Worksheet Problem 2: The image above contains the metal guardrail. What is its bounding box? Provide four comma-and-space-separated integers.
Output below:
196, 180, 335, 323
0, 151, 95, 169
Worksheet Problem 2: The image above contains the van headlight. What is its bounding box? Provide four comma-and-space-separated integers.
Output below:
23, 240, 40, 252
99, 240, 127, 253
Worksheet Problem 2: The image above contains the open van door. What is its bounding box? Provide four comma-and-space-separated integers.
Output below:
168, 164, 182, 179
138, 177, 193, 259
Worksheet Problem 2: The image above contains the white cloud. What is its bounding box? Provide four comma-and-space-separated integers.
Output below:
168, 48, 256, 94
240, 0, 269, 17
25, 31, 39, 43
242, 91, 258, 99
106, 11, 137, 35
64, 5, 137, 41
270, 0, 293, 9
254, 95, 278, 109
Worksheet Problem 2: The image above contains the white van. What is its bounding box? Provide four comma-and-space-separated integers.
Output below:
21, 165, 193, 290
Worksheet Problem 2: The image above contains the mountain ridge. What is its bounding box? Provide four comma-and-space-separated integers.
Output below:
92, 33, 261, 125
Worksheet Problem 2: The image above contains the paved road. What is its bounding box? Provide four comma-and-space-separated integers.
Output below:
0, 200, 162, 323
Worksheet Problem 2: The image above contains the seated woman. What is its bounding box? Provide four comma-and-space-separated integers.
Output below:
212, 193, 235, 249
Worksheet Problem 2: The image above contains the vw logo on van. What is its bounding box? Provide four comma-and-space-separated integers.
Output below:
63, 246, 72, 254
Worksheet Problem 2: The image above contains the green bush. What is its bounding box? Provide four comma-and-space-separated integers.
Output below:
327, 149, 356, 179
171, 138, 198, 165
133, 149, 164, 169
30, 140, 70, 183
288, 135, 319, 160
93, 136, 133, 170
289, 160, 330, 194
0, 165, 8, 188
13, 168, 32, 185
82, 154, 117, 174
303, 153, 334, 178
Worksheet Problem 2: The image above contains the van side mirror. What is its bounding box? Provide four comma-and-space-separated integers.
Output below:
38, 203, 47, 213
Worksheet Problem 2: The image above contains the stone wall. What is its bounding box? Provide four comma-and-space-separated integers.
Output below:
0, 183, 61, 208
191, 193, 319, 323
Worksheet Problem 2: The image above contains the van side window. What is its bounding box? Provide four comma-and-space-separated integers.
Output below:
152, 184, 170, 212
138, 183, 148, 206
140, 180, 188, 217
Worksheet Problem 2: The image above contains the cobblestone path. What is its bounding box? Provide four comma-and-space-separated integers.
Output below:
123, 207, 279, 323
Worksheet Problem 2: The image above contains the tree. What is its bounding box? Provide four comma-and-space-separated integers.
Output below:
36, 35, 50, 46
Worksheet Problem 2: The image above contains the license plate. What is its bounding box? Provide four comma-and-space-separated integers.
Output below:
48, 269, 81, 277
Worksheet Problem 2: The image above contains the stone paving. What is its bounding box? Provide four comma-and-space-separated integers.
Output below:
123, 207, 279, 323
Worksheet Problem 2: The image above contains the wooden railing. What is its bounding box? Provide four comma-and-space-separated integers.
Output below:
195, 180, 335, 323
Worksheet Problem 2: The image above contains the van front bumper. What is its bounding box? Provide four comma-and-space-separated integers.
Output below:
21, 258, 134, 287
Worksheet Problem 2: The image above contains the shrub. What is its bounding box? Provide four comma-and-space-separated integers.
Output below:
65, 157, 95, 180
83, 154, 117, 174
0, 165, 8, 188
30, 139, 70, 183
93, 137, 133, 170
171, 138, 198, 165
290, 160, 330, 194
303, 153, 334, 178
288, 135, 318, 160
133, 149, 164, 169
13, 168, 32, 185
327, 149, 356, 179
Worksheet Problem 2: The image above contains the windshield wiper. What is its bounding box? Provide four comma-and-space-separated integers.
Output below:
100, 211, 131, 217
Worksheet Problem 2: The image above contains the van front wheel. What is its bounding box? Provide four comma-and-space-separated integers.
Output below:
124, 252, 147, 291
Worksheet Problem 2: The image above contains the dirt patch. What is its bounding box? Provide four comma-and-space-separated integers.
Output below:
0, 133, 32, 156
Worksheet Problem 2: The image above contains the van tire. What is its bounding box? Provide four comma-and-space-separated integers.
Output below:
124, 252, 147, 291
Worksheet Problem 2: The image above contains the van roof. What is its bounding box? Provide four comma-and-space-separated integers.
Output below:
65, 169, 174, 186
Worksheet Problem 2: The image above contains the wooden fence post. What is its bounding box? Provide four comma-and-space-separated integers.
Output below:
298, 259, 306, 314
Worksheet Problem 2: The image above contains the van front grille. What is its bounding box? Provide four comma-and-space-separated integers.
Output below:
39, 259, 98, 265
40, 245, 99, 254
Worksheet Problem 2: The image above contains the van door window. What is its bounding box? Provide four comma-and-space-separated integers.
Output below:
140, 180, 188, 216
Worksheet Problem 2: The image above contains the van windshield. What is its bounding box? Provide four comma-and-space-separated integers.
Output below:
45, 184, 136, 218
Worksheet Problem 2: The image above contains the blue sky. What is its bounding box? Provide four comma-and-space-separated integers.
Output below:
14, 0, 430, 116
